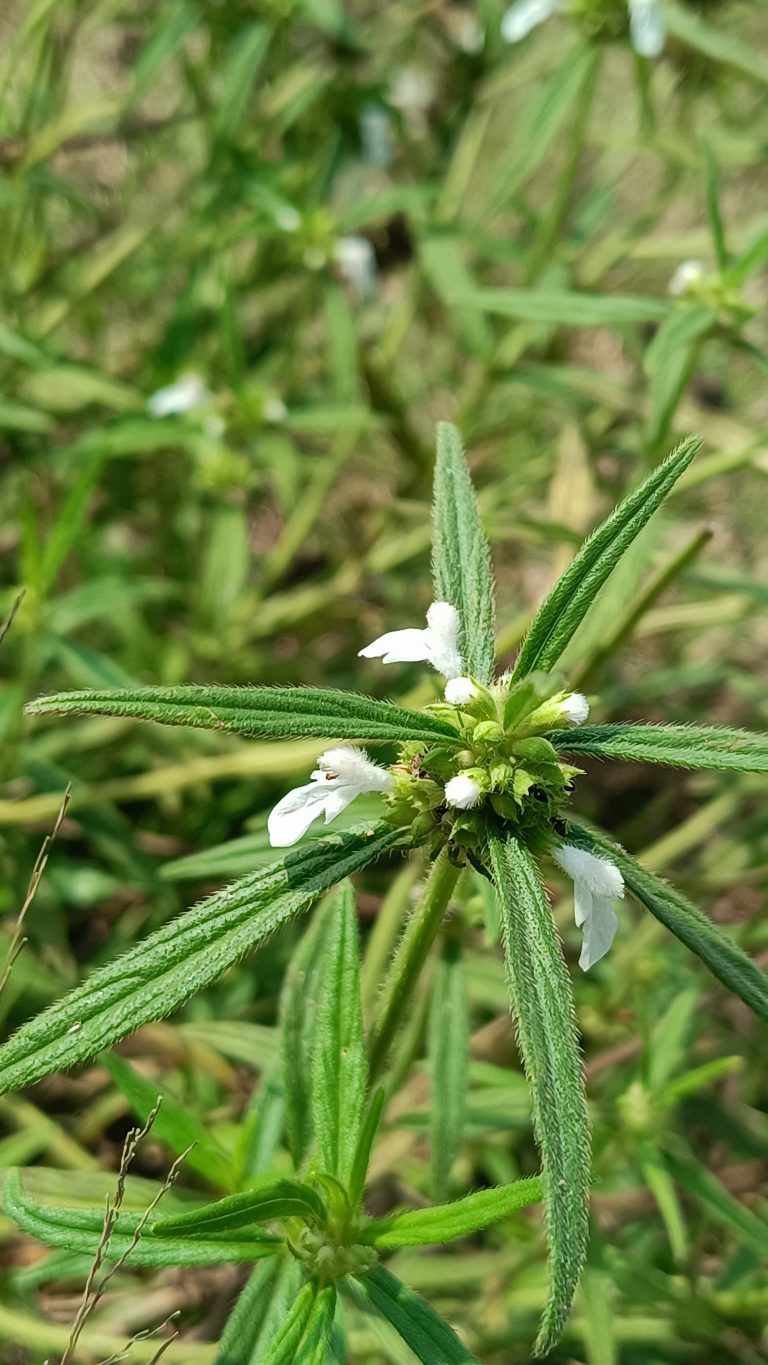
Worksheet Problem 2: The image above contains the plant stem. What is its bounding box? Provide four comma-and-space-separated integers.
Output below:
367, 848, 460, 1081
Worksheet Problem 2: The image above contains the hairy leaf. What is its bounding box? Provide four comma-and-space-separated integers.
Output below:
26, 684, 461, 745
361, 1176, 543, 1248
260, 1279, 317, 1365
432, 422, 496, 683
488, 832, 590, 1355
0, 824, 403, 1094
352, 1265, 479, 1364
216, 1259, 304, 1365
567, 823, 768, 1021
4, 1170, 279, 1267
312, 882, 367, 1187
548, 721, 768, 773
513, 437, 699, 679
294, 1284, 338, 1364
152, 1178, 327, 1237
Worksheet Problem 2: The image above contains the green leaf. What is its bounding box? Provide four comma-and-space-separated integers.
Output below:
664, 2, 768, 87
703, 143, 728, 270
26, 684, 460, 746
216, 1259, 304, 1365
566, 823, 768, 1022
361, 1176, 543, 1248
432, 422, 496, 684
429, 939, 469, 1201
663, 1149, 768, 1258
352, 1265, 479, 1364
4, 1169, 279, 1267
103, 1053, 234, 1190
456, 287, 670, 327
488, 832, 590, 1355
644, 307, 716, 448
261, 1279, 318, 1365
513, 437, 699, 679
152, 1178, 327, 1238
548, 722, 768, 773
0, 824, 403, 1095
295, 1284, 338, 1364
312, 882, 367, 1188
280, 894, 341, 1168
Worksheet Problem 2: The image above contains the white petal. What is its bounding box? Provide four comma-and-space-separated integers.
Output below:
334, 236, 377, 297
425, 602, 463, 679
668, 259, 704, 297
444, 677, 478, 705
629, 0, 665, 57
561, 692, 589, 725
359, 628, 431, 664
147, 373, 210, 418
501, 0, 560, 43
445, 775, 483, 809
553, 844, 624, 901
317, 746, 392, 791
578, 894, 619, 971
267, 781, 331, 847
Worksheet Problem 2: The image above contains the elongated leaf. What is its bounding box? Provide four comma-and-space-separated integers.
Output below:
566, 823, 768, 1021
26, 684, 460, 746
312, 882, 367, 1186
663, 1149, 768, 1257
4, 1170, 279, 1267
103, 1053, 233, 1190
432, 422, 495, 683
488, 832, 590, 1355
513, 437, 699, 679
216, 1259, 304, 1365
0, 824, 403, 1095
295, 1284, 337, 1364
361, 1176, 542, 1248
429, 939, 469, 1201
280, 893, 340, 1168
664, 2, 768, 87
152, 1178, 327, 1237
261, 1279, 317, 1365
352, 1265, 479, 1364
548, 722, 768, 773
457, 287, 670, 327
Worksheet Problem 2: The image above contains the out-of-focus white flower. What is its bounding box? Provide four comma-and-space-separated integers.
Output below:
267, 746, 392, 848
147, 373, 211, 418
628, 0, 665, 57
668, 259, 705, 297
275, 206, 301, 232
389, 68, 435, 116
264, 396, 287, 423
501, 0, 562, 44
444, 677, 478, 706
455, 12, 484, 52
560, 692, 590, 725
552, 843, 625, 971
334, 236, 378, 297
445, 774, 483, 809
361, 104, 393, 168
359, 602, 463, 680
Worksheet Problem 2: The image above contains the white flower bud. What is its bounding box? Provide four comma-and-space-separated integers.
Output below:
560, 692, 589, 725
444, 677, 478, 706
445, 774, 483, 810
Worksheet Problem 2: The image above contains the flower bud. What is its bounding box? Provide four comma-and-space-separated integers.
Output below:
445, 774, 483, 810
444, 677, 478, 706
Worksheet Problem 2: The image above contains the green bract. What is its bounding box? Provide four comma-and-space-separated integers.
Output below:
10, 422, 768, 1361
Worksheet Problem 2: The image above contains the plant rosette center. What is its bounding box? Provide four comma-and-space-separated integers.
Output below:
384, 672, 583, 862
289, 1223, 378, 1282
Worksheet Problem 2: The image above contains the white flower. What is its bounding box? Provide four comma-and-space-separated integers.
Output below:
445, 774, 483, 809
628, 0, 665, 57
359, 602, 463, 680
361, 105, 393, 168
444, 677, 478, 706
553, 844, 625, 971
501, 0, 562, 44
334, 236, 377, 297
560, 692, 589, 725
668, 259, 704, 297
267, 746, 392, 848
147, 373, 211, 418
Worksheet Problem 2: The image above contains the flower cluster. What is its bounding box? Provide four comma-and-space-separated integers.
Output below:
268, 602, 625, 970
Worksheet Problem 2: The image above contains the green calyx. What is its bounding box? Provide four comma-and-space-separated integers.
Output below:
384, 672, 583, 859
286, 1175, 378, 1283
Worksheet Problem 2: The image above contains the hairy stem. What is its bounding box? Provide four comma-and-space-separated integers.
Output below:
367, 848, 461, 1080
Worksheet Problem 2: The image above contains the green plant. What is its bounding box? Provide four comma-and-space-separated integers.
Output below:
6, 422, 768, 1359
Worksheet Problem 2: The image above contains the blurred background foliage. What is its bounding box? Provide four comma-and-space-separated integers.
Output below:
1, 0, 768, 1360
